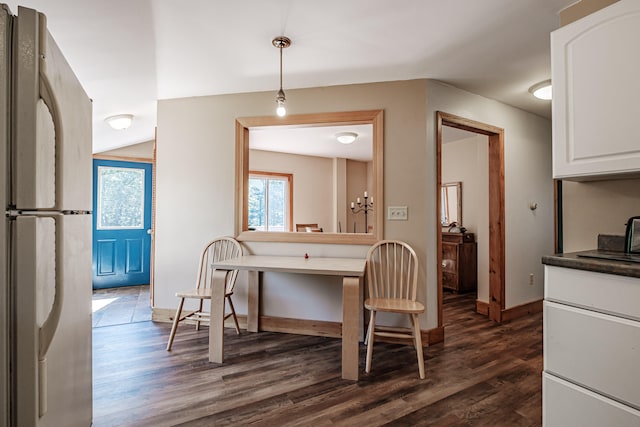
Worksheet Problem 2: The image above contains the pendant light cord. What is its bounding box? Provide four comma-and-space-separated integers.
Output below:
279, 45, 283, 91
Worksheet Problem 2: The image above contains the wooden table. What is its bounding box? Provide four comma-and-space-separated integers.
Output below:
209, 255, 366, 380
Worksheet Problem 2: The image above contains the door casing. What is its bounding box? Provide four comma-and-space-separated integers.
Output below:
436, 111, 505, 324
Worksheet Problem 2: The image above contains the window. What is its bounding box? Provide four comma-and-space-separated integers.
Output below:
248, 172, 292, 232
97, 166, 145, 230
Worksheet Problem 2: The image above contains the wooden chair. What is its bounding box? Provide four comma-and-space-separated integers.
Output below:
364, 240, 425, 379
166, 236, 243, 351
296, 223, 322, 232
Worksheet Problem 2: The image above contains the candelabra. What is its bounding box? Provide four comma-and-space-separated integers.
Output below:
350, 192, 374, 233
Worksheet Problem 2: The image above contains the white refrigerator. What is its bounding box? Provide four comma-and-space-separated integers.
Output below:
0, 4, 93, 427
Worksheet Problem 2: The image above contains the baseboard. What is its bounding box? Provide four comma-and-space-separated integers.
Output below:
260, 315, 342, 338
152, 308, 174, 323
476, 300, 489, 316
500, 299, 543, 322
152, 308, 443, 346
473, 299, 542, 321
152, 308, 249, 330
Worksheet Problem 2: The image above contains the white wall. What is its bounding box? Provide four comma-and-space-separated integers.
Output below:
426, 80, 554, 308
154, 78, 553, 330
442, 134, 490, 300
250, 149, 334, 232
155, 80, 431, 326
562, 178, 640, 252
97, 140, 154, 159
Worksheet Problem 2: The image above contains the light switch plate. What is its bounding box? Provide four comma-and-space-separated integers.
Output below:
388, 206, 408, 220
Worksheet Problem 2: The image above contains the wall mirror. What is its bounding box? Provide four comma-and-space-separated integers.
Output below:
235, 110, 383, 244
441, 181, 462, 227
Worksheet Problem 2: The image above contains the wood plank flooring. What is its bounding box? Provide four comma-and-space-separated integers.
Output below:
92, 291, 542, 426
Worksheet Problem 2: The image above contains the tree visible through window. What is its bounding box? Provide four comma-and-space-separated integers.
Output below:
248, 172, 292, 232
97, 166, 145, 229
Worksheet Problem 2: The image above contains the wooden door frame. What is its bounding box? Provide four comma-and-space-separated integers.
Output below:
436, 112, 505, 324
92, 142, 156, 305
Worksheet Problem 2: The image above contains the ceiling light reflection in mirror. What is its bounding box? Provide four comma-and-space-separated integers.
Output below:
249, 124, 372, 161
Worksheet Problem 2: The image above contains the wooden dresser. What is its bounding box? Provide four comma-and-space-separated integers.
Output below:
441, 232, 477, 293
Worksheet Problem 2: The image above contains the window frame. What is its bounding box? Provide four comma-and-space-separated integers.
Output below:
247, 170, 293, 232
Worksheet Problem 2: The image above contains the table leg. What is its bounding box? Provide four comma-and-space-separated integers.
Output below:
342, 276, 361, 381
247, 270, 259, 333
209, 269, 230, 363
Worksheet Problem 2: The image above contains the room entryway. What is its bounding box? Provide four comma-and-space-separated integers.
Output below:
437, 112, 506, 325
92, 159, 153, 289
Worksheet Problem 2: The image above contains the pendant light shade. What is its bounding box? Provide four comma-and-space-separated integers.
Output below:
272, 36, 291, 116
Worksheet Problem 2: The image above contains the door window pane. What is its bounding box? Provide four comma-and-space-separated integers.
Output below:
97, 166, 145, 230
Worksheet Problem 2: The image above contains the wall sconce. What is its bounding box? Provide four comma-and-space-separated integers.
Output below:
272, 36, 291, 117
105, 114, 134, 130
336, 132, 358, 144
529, 80, 552, 100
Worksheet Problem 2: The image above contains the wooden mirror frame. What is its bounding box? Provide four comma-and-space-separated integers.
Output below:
441, 181, 462, 227
235, 110, 384, 244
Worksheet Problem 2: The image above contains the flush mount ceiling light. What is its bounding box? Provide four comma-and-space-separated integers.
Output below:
336, 132, 358, 144
272, 36, 291, 117
529, 79, 552, 100
105, 114, 134, 130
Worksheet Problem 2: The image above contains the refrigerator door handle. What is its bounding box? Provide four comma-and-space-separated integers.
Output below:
38, 43, 64, 212
37, 213, 64, 417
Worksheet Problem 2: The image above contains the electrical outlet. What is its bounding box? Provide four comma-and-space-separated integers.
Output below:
388, 206, 408, 220
528, 273, 534, 286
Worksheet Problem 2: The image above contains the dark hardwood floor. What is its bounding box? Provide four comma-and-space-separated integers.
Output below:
93, 291, 543, 426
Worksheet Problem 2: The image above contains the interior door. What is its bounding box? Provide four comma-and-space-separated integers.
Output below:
92, 159, 152, 289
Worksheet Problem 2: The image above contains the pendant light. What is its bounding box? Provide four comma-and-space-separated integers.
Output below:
272, 36, 291, 117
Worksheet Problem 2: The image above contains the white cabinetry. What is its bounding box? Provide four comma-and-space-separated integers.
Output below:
543, 265, 640, 425
552, 0, 640, 180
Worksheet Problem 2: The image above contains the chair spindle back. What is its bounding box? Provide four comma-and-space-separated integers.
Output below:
197, 237, 243, 294
366, 240, 419, 301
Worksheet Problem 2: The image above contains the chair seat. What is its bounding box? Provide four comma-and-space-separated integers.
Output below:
176, 288, 233, 299
364, 297, 424, 314
176, 288, 211, 299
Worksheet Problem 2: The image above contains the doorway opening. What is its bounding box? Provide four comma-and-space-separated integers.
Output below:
91, 147, 157, 327
436, 112, 505, 328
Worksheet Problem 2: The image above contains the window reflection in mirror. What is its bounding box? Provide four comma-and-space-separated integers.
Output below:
248, 171, 293, 232
441, 181, 462, 227
235, 110, 383, 244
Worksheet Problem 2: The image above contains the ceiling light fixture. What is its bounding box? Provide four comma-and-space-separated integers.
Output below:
105, 114, 134, 130
336, 132, 358, 144
272, 36, 291, 117
529, 79, 552, 100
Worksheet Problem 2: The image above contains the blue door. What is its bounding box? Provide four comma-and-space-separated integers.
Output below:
92, 159, 153, 289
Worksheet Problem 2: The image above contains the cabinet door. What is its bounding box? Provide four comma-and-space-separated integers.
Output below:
543, 373, 640, 426
441, 243, 458, 273
552, 0, 640, 179
544, 301, 640, 408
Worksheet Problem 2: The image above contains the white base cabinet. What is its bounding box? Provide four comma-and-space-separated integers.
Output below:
543, 373, 640, 427
543, 265, 640, 425
551, 0, 640, 180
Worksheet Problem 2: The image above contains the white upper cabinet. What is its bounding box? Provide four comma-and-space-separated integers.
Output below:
552, 0, 640, 180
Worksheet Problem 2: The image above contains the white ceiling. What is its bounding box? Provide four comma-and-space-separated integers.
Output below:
3, 0, 575, 153
251, 124, 373, 161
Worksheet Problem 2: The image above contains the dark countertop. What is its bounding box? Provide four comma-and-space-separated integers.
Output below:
542, 251, 640, 279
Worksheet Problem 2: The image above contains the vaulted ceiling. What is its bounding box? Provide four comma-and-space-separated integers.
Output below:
3, 0, 575, 153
